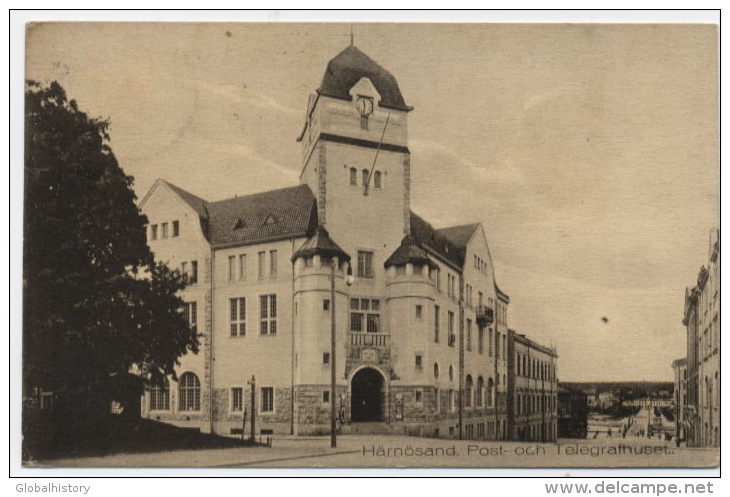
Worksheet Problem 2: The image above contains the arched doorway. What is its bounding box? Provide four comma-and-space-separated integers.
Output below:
351, 367, 385, 422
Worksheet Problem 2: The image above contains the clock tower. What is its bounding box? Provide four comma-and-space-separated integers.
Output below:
297, 45, 413, 281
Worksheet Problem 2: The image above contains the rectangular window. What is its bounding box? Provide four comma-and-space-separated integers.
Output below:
350, 167, 357, 185
323, 299, 330, 311
258, 252, 266, 279
191, 260, 198, 283
434, 305, 440, 343
449, 389, 455, 412
415, 304, 422, 319
172, 220, 179, 237
260, 294, 277, 335
261, 387, 274, 413
181, 302, 197, 333
323, 352, 330, 365
230, 298, 246, 336
415, 389, 423, 405
478, 328, 484, 354
466, 319, 472, 351
238, 254, 246, 280
360, 115, 369, 130
415, 354, 422, 368
269, 250, 277, 278
435, 387, 440, 413
150, 224, 158, 240
161, 222, 168, 238
436, 268, 441, 292
323, 391, 330, 404
228, 255, 235, 281
350, 298, 379, 333
357, 251, 374, 278
231, 387, 243, 412
448, 311, 455, 346
489, 329, 493, 356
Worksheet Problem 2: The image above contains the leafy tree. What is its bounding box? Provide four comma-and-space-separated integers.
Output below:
23, 80, 199, 417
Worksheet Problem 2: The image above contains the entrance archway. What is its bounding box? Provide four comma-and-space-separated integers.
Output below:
350, 367, 385, 422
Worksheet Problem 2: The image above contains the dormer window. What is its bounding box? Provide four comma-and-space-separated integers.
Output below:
234, 218, 246, 230
263, 214, 277, 226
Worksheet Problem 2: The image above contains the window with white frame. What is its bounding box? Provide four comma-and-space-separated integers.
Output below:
269, 250, 277, 278
230, 298, 246, 336
357, 251, 374, 278
258, 251, 265, 279
149, 377, 170, 411
231, 387, 243, 412
261, 387, 274, 413
350, 298, 380, 332
179, 372, 200, 411
150, 224, 158, 240
183, 301, 197, 333
238, 254, 247, 280
161, 222, 168, 238
260, 294, 277, 335
228, 255, 236, 281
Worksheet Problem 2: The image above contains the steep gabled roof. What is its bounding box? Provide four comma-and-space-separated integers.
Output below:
409, 211, 464, 269
436, 223, 479, 248
318, 45, 412, 111
161, 179, 211, 219
161, 181, 317, 248
207, 185, 317, 247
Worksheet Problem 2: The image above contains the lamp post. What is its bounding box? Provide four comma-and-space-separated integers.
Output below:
330, 258, 354, 448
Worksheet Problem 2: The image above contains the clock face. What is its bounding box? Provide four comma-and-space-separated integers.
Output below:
356, 96, 373, 116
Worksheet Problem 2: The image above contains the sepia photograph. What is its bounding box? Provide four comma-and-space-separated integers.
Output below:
15, 14, 719, 475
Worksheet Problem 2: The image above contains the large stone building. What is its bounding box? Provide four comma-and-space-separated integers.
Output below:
139, 44, 551, 439
506, 330, 558, 441
671, 357, 687, 444
679, 229, 719, 448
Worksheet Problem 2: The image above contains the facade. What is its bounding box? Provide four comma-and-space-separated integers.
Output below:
681, 229, 720, 448
557, 385, 588, 439
506, 330, 558, 442
671, 357, 687, 444
138, 45, 528, 439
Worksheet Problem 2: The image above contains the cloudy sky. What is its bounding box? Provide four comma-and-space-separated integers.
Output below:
26, 22, 718, 381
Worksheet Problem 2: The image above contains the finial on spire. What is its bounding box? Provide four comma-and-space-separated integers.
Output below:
350, 24, 354, 46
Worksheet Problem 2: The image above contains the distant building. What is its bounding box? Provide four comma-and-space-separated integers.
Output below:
681, 229, 719, 448
597, 391, 618, 410
671, 358, 687, 444
506, 330, 558, 442
557, 385, 588, 439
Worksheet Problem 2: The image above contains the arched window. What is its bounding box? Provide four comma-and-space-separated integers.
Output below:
149, 377, 170, 411
350, 167, 357, 185
475, 376, 484, 407
465, 375, 473, 408
433, 362, 439, 380
362, 169, 369, 186
487, 378, 494, 407
179, 372, 200, 411
374, 171, 382, 189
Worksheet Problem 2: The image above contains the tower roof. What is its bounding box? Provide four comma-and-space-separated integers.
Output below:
317, 45, 412, 111
292, 225, 350, 262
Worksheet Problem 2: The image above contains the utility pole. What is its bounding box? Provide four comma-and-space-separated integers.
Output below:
330, 259, 337, 448
248, 375, 256, 443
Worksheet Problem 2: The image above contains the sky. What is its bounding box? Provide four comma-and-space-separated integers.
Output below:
25, 22, 718, 382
